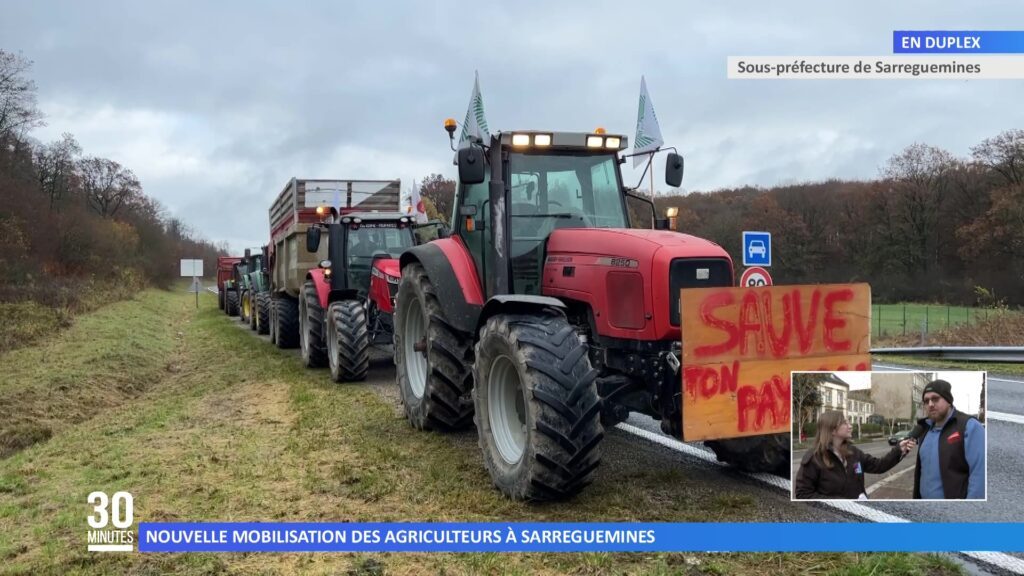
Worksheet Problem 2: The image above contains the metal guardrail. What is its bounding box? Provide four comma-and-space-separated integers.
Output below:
871, 346, 1024, 363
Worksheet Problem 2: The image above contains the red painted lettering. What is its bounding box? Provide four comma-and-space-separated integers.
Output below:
737, 374, 791, 432
694, 291, 739, 357
683, 365, 703, 400
737, 385, 758, 432
700, 369, 719, 399
823, 288, 854, 352
793, 289, 821, 354
720, 360, 740, 395
762, 291, 793, 358
738, 291, 766, 356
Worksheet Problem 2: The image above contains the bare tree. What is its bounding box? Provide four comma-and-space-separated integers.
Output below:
0, 50, 45, 141
792, 373, 824, 442
77, 157, 142, 218
34, 133, 82, 210
419, 173, 455, 224
971, 129, 1024, 186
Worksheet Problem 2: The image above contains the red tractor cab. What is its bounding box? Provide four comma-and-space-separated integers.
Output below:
302, 210, 419, 381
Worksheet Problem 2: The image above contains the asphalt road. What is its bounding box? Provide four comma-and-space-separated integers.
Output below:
218, 294, 1024, 575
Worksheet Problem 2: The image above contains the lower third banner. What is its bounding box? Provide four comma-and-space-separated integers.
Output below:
138, 522, 1024, 553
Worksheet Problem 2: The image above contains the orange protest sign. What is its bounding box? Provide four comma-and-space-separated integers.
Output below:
679, 283, 871, 442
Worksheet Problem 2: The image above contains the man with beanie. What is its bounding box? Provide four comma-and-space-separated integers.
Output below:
913, 379, 986, 499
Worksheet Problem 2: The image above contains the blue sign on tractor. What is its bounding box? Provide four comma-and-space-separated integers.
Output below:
742, 231, 771, 267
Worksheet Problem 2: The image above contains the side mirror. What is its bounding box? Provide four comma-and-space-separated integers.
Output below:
458, 144, 486, 185
306, 226, 321, 253
665, 152, 684, 188
244, 248, 251, 260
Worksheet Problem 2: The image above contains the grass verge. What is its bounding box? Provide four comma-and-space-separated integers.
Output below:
0, 289, 965, 575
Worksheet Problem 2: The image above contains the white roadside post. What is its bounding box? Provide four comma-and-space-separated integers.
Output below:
180, 259, 204, 308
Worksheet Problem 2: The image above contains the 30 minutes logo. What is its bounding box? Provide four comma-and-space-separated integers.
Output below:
86, 491, 135, 552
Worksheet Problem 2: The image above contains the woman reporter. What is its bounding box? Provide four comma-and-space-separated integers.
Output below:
795, 410, 914, 500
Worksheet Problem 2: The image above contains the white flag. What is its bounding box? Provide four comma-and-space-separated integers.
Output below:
633, 76, 664, 168
458, 71, 491, 149
410, 183, 428, 224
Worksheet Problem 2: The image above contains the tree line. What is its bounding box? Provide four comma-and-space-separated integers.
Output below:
0, 50, 224, 307
416, 132, 1023, 307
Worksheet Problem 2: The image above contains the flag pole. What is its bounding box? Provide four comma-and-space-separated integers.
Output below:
649, 152, 655, 200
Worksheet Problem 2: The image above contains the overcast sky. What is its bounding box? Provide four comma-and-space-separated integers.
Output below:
4, 1, 1023, 252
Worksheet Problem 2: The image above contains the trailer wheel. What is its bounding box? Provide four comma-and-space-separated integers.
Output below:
300, 280, 327, 367
226, 289, 240, 317
274, 296, 299, 349
255, 292, 270, 335
473, 311, 602, 501
328, 300, 369, 382
218, 289, 225, 310
239, 289, 251, 324
705, 433, 791, 476
394, 263, 473, 430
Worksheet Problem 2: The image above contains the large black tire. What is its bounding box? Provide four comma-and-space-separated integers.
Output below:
474, 312, 602, 501
225, 289, 240, 317
394, 263, 473, 430
300, 280, 327, 367
218, 289, 225, 310
328, 300, 369, 382
248, 292, 258, 330
255, 292, 270, 335
274, 296, 299, 349
705, 433, 791, 476
239, 289, 251, 324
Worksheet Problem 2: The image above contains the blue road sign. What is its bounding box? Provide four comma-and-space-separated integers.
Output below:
742, 231, 771, 267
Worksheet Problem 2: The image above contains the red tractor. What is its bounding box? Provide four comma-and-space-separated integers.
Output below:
394, 125, 788, 501
302, 210, 420, 381
216, 255, 243, 314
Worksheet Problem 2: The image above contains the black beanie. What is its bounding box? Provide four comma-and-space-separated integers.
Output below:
922, 379, 954, 405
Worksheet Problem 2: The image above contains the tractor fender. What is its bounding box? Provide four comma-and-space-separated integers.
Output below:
477, 295, 566, 334
306, 269, 331, 310
400, 238, 483, 335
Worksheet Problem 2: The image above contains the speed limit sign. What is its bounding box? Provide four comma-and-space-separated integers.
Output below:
740, 266, 773, 287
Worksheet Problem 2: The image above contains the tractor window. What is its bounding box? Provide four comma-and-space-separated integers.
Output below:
459, 166, 493, 295
506, 153, 626, 295
346, 225, 414, 291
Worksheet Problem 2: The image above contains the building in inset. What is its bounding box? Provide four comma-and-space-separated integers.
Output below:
846, 390, 875, 424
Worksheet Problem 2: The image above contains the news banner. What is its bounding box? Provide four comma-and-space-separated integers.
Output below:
730, 30, 1024, 79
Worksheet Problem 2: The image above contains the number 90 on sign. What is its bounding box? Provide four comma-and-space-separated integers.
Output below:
739, 266, 773, 287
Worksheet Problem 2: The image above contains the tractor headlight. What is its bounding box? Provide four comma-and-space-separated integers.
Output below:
512, 133, 531, 147
604, 137, 621, 148
586, 135, 604, 148
533, 134, 552, 146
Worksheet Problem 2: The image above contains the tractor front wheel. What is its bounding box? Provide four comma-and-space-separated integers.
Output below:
328, 300, 369, 382
240, 290, 251, 324
274, 296, 299, 349
394, 263, 472, 431
473, 311, 603, 501
300, 280, 327, 367
255, 292, 270, 335
225, 289, 240, 317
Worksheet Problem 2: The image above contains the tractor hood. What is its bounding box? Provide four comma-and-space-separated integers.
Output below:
372, 258, 401, 281
546, 228, 730, 261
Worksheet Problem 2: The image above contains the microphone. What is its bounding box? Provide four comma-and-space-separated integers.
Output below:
902, 423, 926, 444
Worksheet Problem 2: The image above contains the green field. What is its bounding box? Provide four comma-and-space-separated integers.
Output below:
872, 303, 1006, 339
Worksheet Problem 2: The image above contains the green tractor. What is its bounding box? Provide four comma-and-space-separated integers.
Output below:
241, 247, 272, 334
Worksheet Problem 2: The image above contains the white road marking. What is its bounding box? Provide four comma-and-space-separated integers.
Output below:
865, 464, 915, 495
615, 422, 1024, 574
989, 411, 1024, 425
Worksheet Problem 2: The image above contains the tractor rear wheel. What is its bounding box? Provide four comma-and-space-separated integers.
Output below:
328, 300, 369, 382
300, 280, 327, 367
274, 296, 299, 349
255, 292, 270, 335
473, 311, 602, 501
226, 289, 240, 317
394, 263, 473, 430
240, 289, 251, 324
705, 433, 791, 476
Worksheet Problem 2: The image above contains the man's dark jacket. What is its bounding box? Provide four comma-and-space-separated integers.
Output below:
913, 409, 976, 499
795, 444, 903, 499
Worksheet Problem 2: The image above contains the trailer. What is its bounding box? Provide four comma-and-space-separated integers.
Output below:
267, 178, 402, 349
